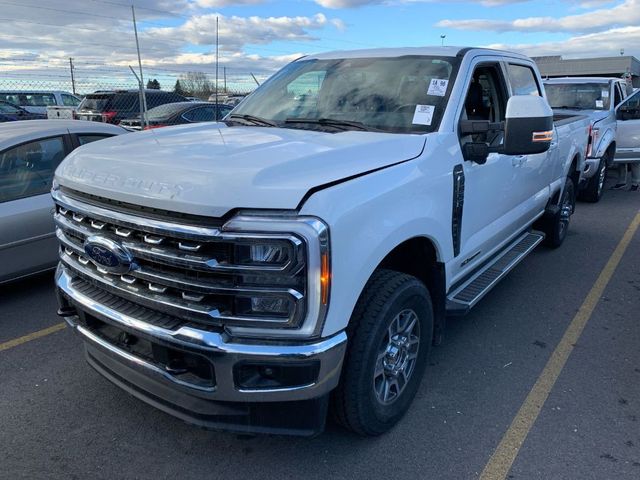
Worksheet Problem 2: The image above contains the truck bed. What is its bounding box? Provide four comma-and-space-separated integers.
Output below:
553, 113, 589, 127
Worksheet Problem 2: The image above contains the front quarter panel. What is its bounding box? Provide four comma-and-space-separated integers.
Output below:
300, 137, 454, 338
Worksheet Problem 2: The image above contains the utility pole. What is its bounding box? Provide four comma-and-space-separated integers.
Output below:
69, 57, 76, 95
224, 66, 227, 93
215, 16, 219, 120
132, 5, 148, 127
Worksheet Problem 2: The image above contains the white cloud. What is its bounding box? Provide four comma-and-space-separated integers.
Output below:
315, 0, 528, 8
194, 0, 265, 7
482, 25, 640, 58
437, 0, 640, 33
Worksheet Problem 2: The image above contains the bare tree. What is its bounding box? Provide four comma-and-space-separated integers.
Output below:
179, 72, 214, 99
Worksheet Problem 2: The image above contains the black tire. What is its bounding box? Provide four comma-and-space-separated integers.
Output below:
544, 176, 575, 248
331, 269, 433, 436
578, 156, 607, 203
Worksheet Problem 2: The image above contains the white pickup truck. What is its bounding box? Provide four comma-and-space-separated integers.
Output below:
544, 77, 632, 201
52, 47, 591, 436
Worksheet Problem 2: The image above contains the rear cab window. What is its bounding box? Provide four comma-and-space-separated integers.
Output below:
79, 95, 113, 111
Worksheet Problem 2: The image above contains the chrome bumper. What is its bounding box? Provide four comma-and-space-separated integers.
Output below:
56, 265, 347, 404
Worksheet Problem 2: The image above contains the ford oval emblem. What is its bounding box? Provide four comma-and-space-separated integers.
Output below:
83, 236, 135, 274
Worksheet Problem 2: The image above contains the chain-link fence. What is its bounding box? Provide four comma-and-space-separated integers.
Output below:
0, 66, 263, 128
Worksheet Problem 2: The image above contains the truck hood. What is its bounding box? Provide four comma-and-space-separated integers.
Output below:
56, 123, 426, 217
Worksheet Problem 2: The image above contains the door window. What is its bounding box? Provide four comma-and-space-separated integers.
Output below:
507, 64, 541, 96
23, 93, 57, 106
182, 106, 216, 122
62, 94, 81, 107
461, 64, 509, 145
0, 137, 66, 203
617, 90, 640, 121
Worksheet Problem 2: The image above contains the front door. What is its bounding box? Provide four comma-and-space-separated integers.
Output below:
452, 61, 521, 283
0, 135, 68, 282
615, 89, 640, 162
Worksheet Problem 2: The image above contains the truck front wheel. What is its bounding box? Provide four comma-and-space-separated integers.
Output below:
332, 269, 433, 436
579, 155, 607, 203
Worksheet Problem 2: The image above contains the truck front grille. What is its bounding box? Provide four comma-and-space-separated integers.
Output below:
52, 188, 307, 331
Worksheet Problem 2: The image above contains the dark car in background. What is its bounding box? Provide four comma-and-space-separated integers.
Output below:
0, 101, 46, 122
119, 101, 233, 130
76, 89, 186, 124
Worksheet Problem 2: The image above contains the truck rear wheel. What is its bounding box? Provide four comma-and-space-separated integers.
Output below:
544, 176, 575, 248
332, 269, 433, 436
579, 156, 607, 203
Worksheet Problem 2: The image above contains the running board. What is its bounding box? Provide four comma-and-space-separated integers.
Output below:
446, 232, 544, 315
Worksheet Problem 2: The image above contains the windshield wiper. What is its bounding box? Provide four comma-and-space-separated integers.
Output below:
227, 114, 279, 127
284, 117, 382, 132
554, 106, 584, 110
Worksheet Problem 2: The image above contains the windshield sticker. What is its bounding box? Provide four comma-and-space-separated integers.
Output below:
427, 79, 449, 97
412, 104, 435, 125
601, 90, 610, 99
595, 100, 604, 108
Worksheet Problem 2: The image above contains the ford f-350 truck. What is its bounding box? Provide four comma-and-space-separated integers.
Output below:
544, 77, 631, 202
52, 47, 590, 436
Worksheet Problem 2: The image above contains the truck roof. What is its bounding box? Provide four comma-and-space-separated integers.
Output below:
543, 77, 623, 84
306, 46, 531, 61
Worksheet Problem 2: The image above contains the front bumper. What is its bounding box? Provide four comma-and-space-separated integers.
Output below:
55, 265, 347, 435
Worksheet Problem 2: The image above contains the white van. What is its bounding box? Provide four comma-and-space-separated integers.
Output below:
0, 90, 82, 115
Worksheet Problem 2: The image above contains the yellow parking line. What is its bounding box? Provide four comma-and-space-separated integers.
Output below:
0, 322, 67, 353
480, 210, 640, 480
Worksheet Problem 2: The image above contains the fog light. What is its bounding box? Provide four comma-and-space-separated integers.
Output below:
235, 362, 320, 390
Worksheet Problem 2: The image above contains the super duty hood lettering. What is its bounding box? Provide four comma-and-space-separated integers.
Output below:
55, 124, 426, 217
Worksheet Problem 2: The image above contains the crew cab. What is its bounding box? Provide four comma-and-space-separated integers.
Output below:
543, 77, 631, 201
52, 47, 590, 436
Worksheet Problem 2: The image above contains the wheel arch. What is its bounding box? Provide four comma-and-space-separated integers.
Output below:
358, 236, 447, 345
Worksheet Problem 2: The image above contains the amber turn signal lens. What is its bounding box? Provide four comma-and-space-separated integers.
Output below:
320, 252, 330, 305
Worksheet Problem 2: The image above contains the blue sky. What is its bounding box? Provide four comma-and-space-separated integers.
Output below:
1, 0, 638, 92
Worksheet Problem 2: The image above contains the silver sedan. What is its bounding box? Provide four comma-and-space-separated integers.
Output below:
0, 120, 128, 283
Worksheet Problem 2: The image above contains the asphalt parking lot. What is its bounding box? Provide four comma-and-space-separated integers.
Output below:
1, 182, 639, 480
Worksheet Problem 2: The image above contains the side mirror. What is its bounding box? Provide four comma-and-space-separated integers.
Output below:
503, 96, 553, 155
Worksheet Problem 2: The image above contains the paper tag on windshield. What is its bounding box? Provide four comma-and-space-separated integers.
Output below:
595, 100, 604, 108
427, 79, 449, 97
601, 90, 609, 98
413, 105, 435, 125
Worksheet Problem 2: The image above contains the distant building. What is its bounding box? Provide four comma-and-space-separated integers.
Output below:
533, 55, 640, 87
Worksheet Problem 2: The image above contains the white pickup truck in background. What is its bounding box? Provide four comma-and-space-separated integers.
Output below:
52, 47, 590, 436
544, 77, 635, 201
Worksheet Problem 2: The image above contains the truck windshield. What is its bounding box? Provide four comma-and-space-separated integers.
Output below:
544, 83, 611, 110
231, 56, 459, 134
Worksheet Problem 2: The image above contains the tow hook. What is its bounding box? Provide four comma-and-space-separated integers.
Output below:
57, 306, 77, 317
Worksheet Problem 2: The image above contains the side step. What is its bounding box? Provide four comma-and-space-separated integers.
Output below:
446, 231, 544, 315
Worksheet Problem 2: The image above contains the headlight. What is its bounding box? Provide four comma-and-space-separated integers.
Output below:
221, 212, 330, 339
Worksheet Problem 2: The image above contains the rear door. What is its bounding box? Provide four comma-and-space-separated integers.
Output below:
615, 90, 640, 163
504, 62, 555, 214
0, 134, 72, 282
